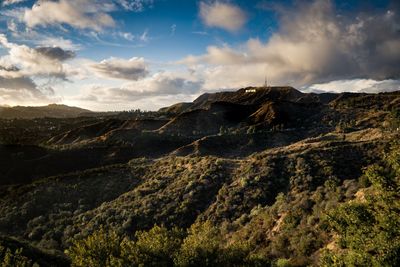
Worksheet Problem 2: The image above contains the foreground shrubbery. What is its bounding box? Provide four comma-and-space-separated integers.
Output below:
65, 143, 400, 267
0, 236, 70, 267
0, 245, 32, 267
67, 221, 266, 267
321, 142, 400, 266
1, 139, 399, 266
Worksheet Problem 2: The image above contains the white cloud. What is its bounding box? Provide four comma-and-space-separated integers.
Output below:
0, 88, 54, 106
23, 0, 116, 31
66, 93, 196, 112
305, 79, 400, 94
0, 34, 75, 79
170, 24, 177, 36
36, 37, 82, 51
199, 1, 247, 32
198, 64, 266, 91
90, 57, 149, 81
115, 0, 154, 12
2, 0, 27, 6
192, 31, 208, 36
0, 66, 58, 106
180, 45, 247, 66
19, 0, 154, 31
6, 20, 18, 32
184, 0, 400, 90
118, 32, 135, 41
139, 29, 149, 42
75, 72, 203, 108
117, 72, 202, 96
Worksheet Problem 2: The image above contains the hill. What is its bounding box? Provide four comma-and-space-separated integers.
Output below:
0, 104, 93, 119
0, 86, 400, 266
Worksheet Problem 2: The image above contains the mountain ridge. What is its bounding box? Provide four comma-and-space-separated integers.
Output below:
0, 104, 93, 119
1, 86, 400, 266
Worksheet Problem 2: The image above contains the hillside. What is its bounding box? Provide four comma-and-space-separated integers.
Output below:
0, 86, 400, 266
0, 104, 93, 119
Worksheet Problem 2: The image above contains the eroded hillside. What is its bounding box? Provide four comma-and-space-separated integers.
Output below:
1, 87, 400, 266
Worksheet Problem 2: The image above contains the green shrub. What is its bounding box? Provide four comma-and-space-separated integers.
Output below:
0, 246, 32, 267
174, 221, 254, 267
122, 225, 184, 267
174, 221, 221, 266
67, 227, 125, 267
322, 143, 400, 266
274, 258, 291, 267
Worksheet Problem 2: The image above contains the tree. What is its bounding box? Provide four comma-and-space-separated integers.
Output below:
67, 228, 125, 267
174, 221, 252, 267
174, 221, 221, 267
321, 143, 400, 266
122, 225, 184, 267
0, 246, 32, 267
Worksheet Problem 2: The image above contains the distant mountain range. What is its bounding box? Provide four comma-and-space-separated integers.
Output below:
0, 104, 93, 119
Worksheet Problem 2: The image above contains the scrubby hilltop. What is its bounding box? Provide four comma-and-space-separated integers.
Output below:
0, 86, 400, 266
0, 104, 93, 119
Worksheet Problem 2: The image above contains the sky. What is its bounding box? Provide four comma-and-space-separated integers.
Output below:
0, 0, 399, 111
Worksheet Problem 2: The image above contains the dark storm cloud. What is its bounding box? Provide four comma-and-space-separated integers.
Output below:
90, 57, 149, 81
0, 75, 37, 91
35, 46, 76, 61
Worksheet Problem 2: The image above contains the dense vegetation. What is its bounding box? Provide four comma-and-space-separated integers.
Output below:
1, 87, 400, 266
0, 140, 390, 266
321, 142, 400, 266
52, 141, 400, 266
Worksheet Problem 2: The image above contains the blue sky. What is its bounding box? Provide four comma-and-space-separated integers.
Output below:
0, 0, 399, 110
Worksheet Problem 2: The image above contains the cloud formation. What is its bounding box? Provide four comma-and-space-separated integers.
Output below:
0, 88, 47, 106
0, 68, 36, 90
0, 65, 54, 105
0, 34, 75, 79
199, 1, 247, 32
2, 0, 27, 6
304, 79, 400, 94
90, 57, 149, 81
23, 0, 116, 31
36, 37, 81, 51
78, 72, 203, 104
116, 0, 153, 12
187, 0, 400, 88
19, 0, 155, 31
35, 47, 76, 61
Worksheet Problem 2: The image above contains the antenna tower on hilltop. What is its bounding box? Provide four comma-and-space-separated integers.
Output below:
264, 74, 268, 87
264, 65, 268, 88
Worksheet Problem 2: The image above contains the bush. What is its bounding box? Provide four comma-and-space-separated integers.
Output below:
174, 221, 255, 267
67, 227, 125, 267
122, 225, 184, 267
0, 246, 32, 267
274, 258, 291, 267
174, 221, 221, 266
322, 143, 400, 266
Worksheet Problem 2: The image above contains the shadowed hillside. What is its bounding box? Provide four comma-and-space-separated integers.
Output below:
1, 86, 400, 266
0, 104, 93, 119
